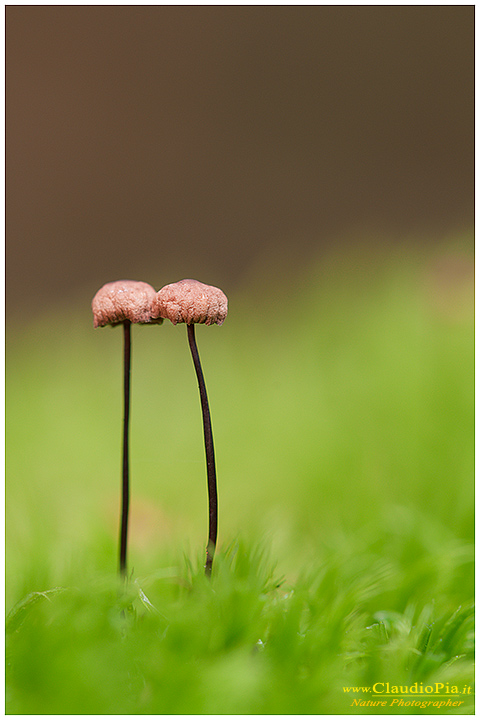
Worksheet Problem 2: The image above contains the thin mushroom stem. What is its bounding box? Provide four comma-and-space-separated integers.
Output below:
187, 322, 218, 576
119, 319, 131, 579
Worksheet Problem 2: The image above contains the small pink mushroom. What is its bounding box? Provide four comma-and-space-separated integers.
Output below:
150, 278, 227, 326
151, 278, 228, 576
92, 279, 161, 328
92, 279, 161, 579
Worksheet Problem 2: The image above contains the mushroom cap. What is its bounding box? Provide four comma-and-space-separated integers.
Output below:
151, 279, 228, 326
92, 280, 161, 328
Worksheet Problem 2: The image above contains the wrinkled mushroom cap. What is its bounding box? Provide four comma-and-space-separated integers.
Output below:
151, 279, 228, 326
92, 280, 161, 328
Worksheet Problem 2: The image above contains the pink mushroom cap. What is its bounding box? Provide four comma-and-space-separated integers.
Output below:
151, 279, 228, 326
92, 280, 161, 328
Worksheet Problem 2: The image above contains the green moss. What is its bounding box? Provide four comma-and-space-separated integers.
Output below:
6, 241, 474, 713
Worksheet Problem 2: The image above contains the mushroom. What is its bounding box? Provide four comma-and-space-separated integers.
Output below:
92, 280, 161, 579
151, 279, 228, 575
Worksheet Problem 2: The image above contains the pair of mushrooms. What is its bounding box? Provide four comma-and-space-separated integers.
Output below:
92, 279, 228, 578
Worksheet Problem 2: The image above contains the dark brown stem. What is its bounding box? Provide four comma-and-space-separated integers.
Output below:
119, 320, 131, 579
187, 323, 218, 577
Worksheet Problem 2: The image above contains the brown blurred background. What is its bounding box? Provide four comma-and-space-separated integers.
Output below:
6, 5, 474, 323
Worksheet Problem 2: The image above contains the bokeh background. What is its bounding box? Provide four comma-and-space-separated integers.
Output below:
6, 5, 473, 319
6, 6, 474, 606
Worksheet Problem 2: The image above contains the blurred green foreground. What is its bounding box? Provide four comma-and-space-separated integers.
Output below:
6, 239, 474, 714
